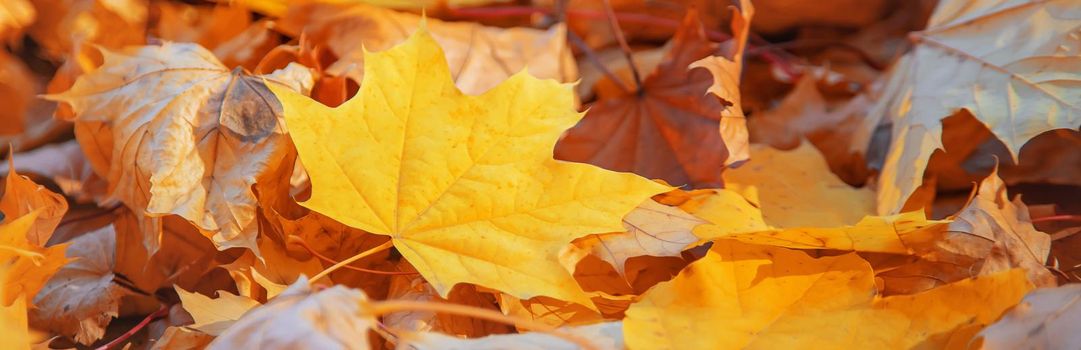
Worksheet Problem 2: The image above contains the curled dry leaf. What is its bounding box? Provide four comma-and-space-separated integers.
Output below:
46, 42, 313, 255
396, 321, 623, 350
269, 28, 667, 307
977, 283, 1081, 349
561, 199, 704, 276
383, 266, 512, 340
1, 159, 69, 246
277, 1, 577, 95
556, 8, 751, 187
870, 0, 1081, 214
0, 140, 107, 204
29, 225, 125, 345
208, 277, 376, 350
942, 167, 1055, 287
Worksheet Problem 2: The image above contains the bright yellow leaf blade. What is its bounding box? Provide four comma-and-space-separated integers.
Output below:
624, 240, 906, 350
270, 29, 667, 305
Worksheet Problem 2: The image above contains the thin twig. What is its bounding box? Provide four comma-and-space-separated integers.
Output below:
566, 30, 633, 94
1034, 214, 1081, 224
95, 305, 169, 350
600, 0, 643, 93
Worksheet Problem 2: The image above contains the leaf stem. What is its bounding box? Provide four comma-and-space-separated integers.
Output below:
290, 236, 417, 276
369, 300, 600, 350
95, 305, 169, 350
600, 0, 643, 93
309, 240, 395, 284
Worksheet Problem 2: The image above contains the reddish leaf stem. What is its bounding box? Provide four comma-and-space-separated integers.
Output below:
1033, 214, 1081, 223
599, 0, 643, 92
289, 236, 418, 276
95, 305, 169, 350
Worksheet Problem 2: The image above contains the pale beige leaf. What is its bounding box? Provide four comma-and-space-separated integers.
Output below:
396, 322, 623, 350
873, 0, 1081, 214
176, 287, 261, 336
45, 42, 313, 255
561, 200, 705, 276
978, 284, 1081, 349
278, 1, 576, 95
208, 277, 375, 350
29, 225, 126, 345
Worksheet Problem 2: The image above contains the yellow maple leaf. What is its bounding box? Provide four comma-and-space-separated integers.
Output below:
624, 240, 1033, 349
0, 211, 69, 306
269, 28, 667, 306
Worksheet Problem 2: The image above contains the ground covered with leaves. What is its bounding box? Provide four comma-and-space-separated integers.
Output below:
1, 0, 1080, 349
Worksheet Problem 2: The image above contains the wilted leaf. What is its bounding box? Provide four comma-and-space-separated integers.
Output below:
556, 9, 750, 187
29, 225, 125, 345
872, 0, 1081, 214
46, 43, 313, 255
208, 277, 376, 350
270, 28, 666, 306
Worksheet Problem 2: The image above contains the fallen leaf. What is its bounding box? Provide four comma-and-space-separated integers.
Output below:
498, 294, 604, 328
0, 295, 31, 350
942, 167, 1055, 287
278, 1, 577, 95
624, 240, 905, 349
175, 287, 261, 336
29, 225, 126, 345
46, 42, 313, 255
624, 240, 1033, 349
151, 327, 214, 350
397, 321, 623, 350
0, 211, 69, 307
270, 28, 667, 306
723, 142, 875, 228
208, 277, 375, 350
556, 9, 750, 187
871, 0, 1081, 214
977, 283, 1081, 349
561, 199, 704, 276
383, 267, 512, 339
1, 158, 69, 245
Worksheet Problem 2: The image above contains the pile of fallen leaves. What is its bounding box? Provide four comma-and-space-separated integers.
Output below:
1, 0, 1080, 349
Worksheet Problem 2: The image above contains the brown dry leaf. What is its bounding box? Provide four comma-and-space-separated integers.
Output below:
383, 267, 512, 339
0, 50, 35, 136
0, 140, 108, 204
153, 2, 279, 69
545, 0, 727, 49
560, 199, 704, 276
29, 225, 126, 345
498, 294, 604, 328
751, 0, 888, 34
871, 0, 1081, 214
556, 9, 750, 187
748, 75, 873, 184
208, 277, 376, 350
977, 283, 1081, 349
723, 142, 875, 228
1, 159, 68, 246
222, 237, 324, 300
46, 43, 313, 255
278, 1, 576, 95
396, 321, 623, 350
175, 287, 261, 336
942, 167, 1055, 287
